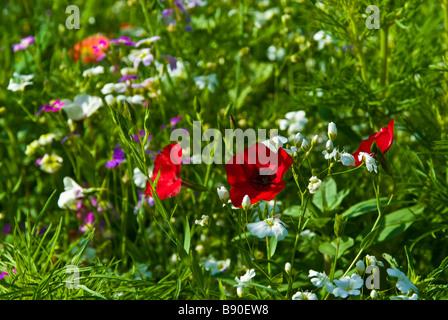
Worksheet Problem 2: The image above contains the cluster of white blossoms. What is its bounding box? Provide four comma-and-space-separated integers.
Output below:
303, 255, 419, 300
7, 72, 34, 92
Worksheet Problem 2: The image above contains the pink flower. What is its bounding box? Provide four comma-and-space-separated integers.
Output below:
13, 36, 34, 52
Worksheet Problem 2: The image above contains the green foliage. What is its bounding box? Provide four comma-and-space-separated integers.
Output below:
0, 0, 448, 300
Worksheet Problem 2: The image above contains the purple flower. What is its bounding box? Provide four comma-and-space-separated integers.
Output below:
133, 129, 152, 143
134, 190, 154, 214
161, 55, 178, 71
111, 36, 135, 46
105, 145, 125, 168
118, 74, 138, 82
12, 36, 35, 52
133, 48, 154, 69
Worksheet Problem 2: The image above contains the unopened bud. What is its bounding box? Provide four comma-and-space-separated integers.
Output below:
242, 195, 251, 211
217, 186, 230, 204
294, 132, 304, 146
334, 213, 346, 238
326, 140, 334, 153
285, 262, 292, 274
311, 135, 319, 148
301, 139, 310, 152
356, 260, 366, 275
328, 122, 337, 141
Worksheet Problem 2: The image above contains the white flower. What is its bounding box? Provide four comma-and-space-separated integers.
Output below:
82, 66, 104, 77
7, 73, 34, 91
308, 270, 335, 292
300, 229, 316, 239
135, 36, 161, 48
366, 255, 384, 267
242, 195, 251, 211
133, 166, 152, 188
278, 110, 308, 138
301, 139, 310, 152
201, 257, 230, 276
313, 30, 333, 50
339, 152, 355, 166
25, 140, 40, 157
292, 291, 318, 300
308, 176, 322, 194
217, 186, 230, 205
195, 215, 209, 227
332, 273, 364, 298
358, 152, 378, 173
261, 135, 288, 152
387, 268, 418, 295
267, 45, 286, 62
38, 133, 57, 146
247, 215, 288, 241
390, 293, 419, 300
61, 94, 103, 121
38, 153, 63, 173
234, 269, 256, 288
58, 177, 84, 210
322, 140, 337, 160
127, 94, 145, 105
194, 74, 218, 93
101, 82, 127, 95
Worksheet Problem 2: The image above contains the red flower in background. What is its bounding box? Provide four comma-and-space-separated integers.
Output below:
351, 119, 394, 166
144, 143, 182, 200
226, 143, 293, 208
71, 35, 110, 64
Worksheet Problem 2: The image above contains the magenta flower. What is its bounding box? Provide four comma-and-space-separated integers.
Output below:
105, 144, 125, 168
35, 100, 65, 116
92, 39, 108, 62
0, 269, 17, 280
111, 36, 135, 46
12, 36, 35, 52
79, 212, 95, 233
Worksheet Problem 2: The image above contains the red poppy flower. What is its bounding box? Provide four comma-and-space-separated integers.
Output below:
226, 142, 293, 208
71, 35, 110, 64
351, 119, 394, 166
144, 143, 182, 200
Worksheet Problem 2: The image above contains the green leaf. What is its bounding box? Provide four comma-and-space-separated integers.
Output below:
318, 236, 354, 258
360, 225, 380, 250
376, 205, 425, 242
312, 177, 349, 212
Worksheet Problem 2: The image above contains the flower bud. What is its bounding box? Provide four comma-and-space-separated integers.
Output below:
217, 186, 230, 204
328, 122, 337, 141
294, 132, 304, 146
370, 289, 379, 300
242, 195, 251, 211
237, 286, 244, 298
356, 260, 366, 275
301, 139, 310, 152
285, 262, 292, 274
333, 213, 346, 238
325, 140, 334, 153
311, 135, 319, 148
